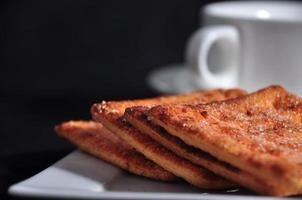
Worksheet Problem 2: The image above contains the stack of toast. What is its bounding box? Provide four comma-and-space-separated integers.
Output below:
56, 85, 302, 196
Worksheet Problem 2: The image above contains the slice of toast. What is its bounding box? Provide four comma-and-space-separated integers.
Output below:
55, 121, 176, 181
125, 106, 274, 195
91, 89, 245, 189
149, 86, 302, 196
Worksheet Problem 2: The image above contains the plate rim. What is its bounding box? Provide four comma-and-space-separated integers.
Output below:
7, 151, 290, 200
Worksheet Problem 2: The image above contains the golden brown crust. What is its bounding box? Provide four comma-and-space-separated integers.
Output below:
97, 115, 233, 189
149, 85, 302, 196
93, 89, 246, 113
55, 121, 176, 181
91, 89, 245, 189
125, 106, 281, 195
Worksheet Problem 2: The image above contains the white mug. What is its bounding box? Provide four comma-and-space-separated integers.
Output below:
186, 1, 302, 94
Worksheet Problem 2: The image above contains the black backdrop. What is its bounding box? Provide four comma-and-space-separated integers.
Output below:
0, 0, 225, 198
2, 0, 205, 97
1, 0, 214, 157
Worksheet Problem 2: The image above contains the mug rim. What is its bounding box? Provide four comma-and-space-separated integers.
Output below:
204, 1, 302, 23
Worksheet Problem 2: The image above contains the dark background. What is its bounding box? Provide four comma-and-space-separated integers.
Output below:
0, 0, 230, 198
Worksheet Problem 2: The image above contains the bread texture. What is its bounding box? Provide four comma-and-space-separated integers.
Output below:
91, 89, 245, 189
55, 120, 176, 181
149, 86, 302, 196
125, 106, 271, 194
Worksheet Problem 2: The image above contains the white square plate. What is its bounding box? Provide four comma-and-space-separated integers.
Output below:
8, 151, 297, 199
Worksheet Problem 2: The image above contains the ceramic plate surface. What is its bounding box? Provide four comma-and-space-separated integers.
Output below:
9, 150, 300, 200
147, 64, 202, 94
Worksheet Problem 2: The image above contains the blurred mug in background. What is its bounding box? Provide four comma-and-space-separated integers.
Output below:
186, 1, 302, 94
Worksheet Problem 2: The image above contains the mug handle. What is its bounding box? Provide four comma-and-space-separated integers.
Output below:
185, 25, 239, 89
